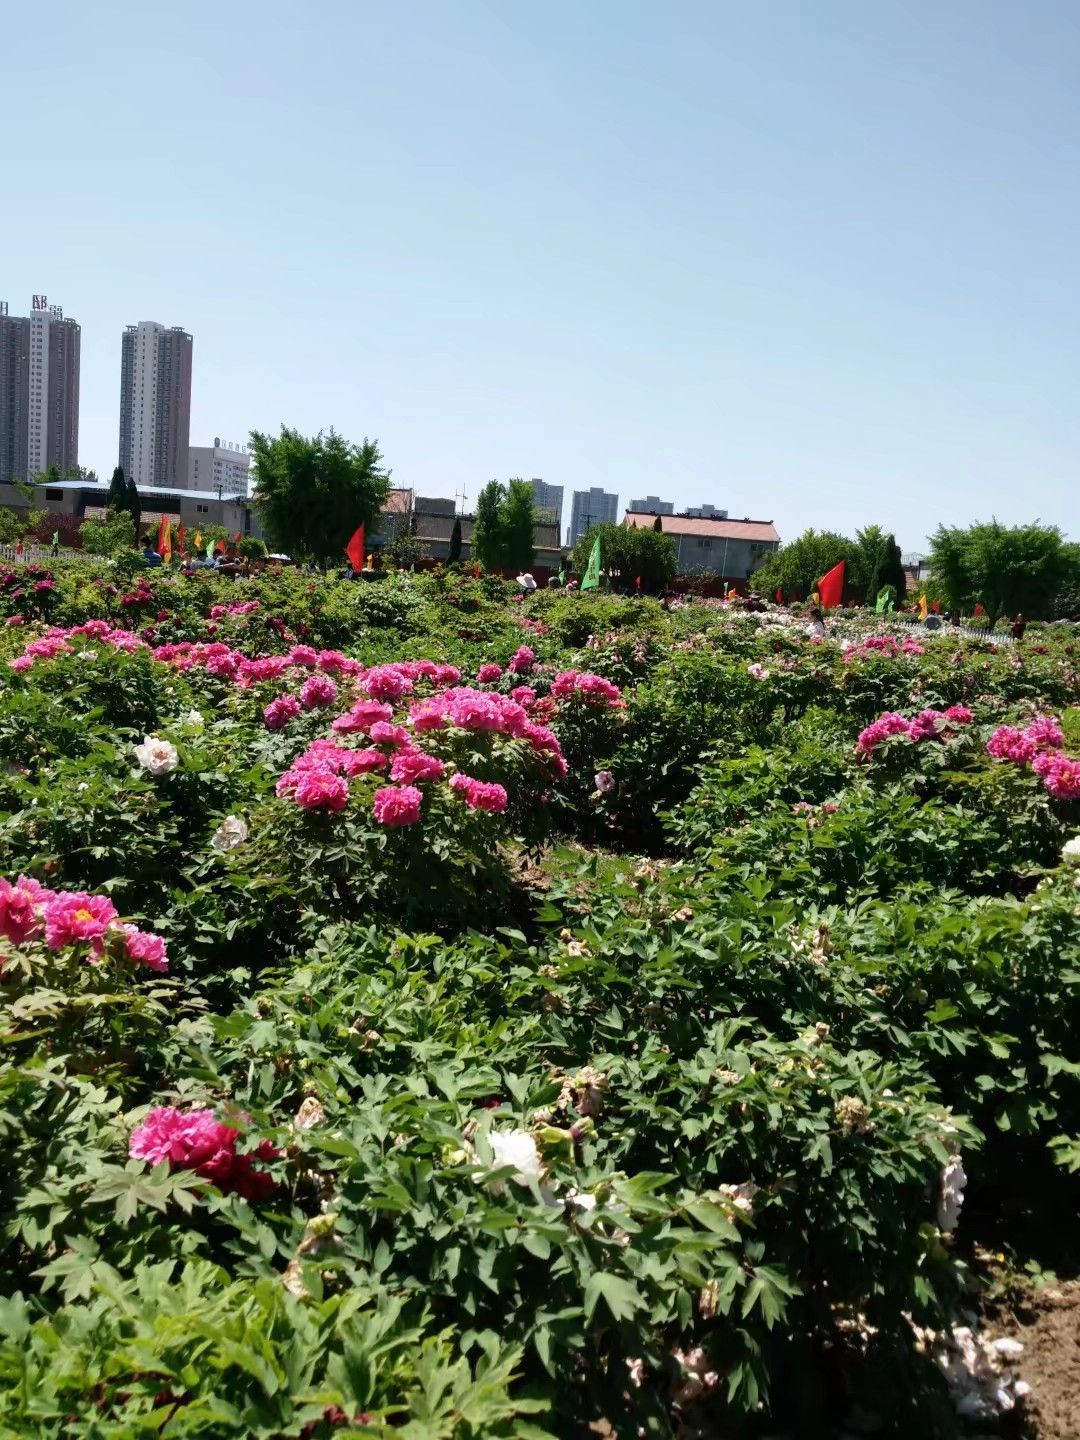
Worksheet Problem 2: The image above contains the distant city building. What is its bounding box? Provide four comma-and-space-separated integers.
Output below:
569, 487, 619, 547
119, 321, 192, 489
623, 510, 779, 579
529, 478, 563, 525
683, 504, 728, 519
628, 495, 674, 515
0, 295, 80, 484
188, 438, 250, 498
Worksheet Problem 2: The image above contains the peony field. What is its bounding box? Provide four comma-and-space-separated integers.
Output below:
2, 555, 1080, 1439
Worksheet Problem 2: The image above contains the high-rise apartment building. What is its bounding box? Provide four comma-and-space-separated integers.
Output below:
188, 438, 250, 497
568, 486, 619, 547
684, 504, 728, 519
119, 321, 192, 488
529, 477, 563, 525
0, 295, 80, 484
628, 495, 674, 514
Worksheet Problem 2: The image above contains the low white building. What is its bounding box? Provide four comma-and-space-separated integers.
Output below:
188, 438, 250, 498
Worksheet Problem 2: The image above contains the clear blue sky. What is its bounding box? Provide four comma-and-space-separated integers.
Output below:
6, 1, 1078, 550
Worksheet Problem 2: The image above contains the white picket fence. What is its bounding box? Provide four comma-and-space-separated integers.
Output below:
0, 543, 57, 565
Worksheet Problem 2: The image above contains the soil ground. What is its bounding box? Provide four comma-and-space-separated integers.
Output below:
990, 1280, 1080, 1440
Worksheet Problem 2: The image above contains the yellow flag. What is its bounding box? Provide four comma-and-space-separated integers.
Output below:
918, 594, 928, 620
193, 530, 203, 551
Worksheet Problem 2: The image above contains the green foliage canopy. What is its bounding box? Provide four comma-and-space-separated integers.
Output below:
750, 529, 859, 599
927, 519, 1080, 628
80, 508, 137, 557
570, 521, 677, 592
249, 427, 391, 566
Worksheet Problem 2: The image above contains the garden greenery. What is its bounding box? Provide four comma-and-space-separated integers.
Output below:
0, 558, 1078, 1437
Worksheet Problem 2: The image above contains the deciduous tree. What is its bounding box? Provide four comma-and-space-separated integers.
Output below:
249, 427, 390, 566
927, 520, 1080, 629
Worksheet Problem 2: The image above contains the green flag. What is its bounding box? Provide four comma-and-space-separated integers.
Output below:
51, 531, 59, 546
875, 585, 896, 613
581, 535, 601, 591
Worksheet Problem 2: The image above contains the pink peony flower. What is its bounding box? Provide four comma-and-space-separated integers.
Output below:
0, 877, 46, 945
299, 673, 338, 710
372, 784, 423, 826
550, 671, 623, 705
1024, 716, 1065, 750
42, 892, 118, 952
449, 773, 509, 813
1034, 752, 1080, 802
293, 768, 350, 811
856, 711, 914, 755
122, 924, 169, 973
368, 721, 411, 748
986, 725, 1037, 765
390, 750, 446, 783
362, 665, 414, 701
129, 1105, 277, 1200
476, 663, 503, 684
508, 646, 536, 675
943, 705, 975, 724
510, 685, 537, 707
263, 694, 301, 731
331, 699, 394, 734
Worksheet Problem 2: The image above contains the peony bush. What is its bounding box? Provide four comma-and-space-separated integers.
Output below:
0, 563, 1078, 1436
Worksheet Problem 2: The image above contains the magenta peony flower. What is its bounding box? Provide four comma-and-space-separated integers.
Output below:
368, 721, 411, 748
476, 663, 503, 684
299, 673, 338, 710
1034, 752, 1080, 801
943, 705, 975, 724
293, 768, 350, 811
122, 924, 169, 972
0, 877, 46, 945
508, 646, 536, 675
129, 1105, 277, 1200
362, 665, 414, 700
986, 725, 1037, 765
550, 670, 623, 705
1024, 716, 1065, 750
263, 694, 301, 731
372, 784, 423, 826
331, 699, 394, 734
42, 892, 118, 952
390, 750, 446, 783
449, 773, 509, 812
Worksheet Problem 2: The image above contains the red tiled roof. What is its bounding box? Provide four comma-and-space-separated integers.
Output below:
624, 512, 779, 543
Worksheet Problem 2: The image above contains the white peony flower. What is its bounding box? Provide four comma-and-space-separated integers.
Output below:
180, 709, 205, 727
718, 1181, 760, 1215
1062, 835, 1080, 866
937, 1153, 967, 1233
133, 736, 179, 776
293, 1096, 326, 1131
487, 1128, 542, 1188
212, 815, 249, 853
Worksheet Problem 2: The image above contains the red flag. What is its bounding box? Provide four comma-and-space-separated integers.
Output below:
775, 587, 783, 604
176, 522, 186, 556
974, 602, 986, 617
817, 560, 845, 610
345, 524, 365, 572
635, 575, 641, 589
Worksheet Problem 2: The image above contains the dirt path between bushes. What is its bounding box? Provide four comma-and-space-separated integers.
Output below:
990, 1281, 1080, 1439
